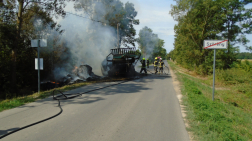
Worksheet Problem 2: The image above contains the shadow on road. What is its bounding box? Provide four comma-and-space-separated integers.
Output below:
15, 64, 172, 108
56, 68, 172, 105
0, 128, 19, 136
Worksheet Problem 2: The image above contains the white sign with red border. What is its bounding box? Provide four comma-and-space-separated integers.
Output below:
203, 40, 228, 49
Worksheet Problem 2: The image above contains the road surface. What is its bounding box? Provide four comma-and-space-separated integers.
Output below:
0, 61, 190, 141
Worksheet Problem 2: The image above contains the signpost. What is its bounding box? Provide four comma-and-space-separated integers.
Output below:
31, 39, 47, 94
35, 58, 43, 70
203, 40, 228, 101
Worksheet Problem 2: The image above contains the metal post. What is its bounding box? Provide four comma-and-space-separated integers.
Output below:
117, 23, 119, 48
38, 40, 40, 94
212, 49, 216, 101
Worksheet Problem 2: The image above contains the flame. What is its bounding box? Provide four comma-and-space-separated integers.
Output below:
72, 66, 78, 72
51, 81, 56, 84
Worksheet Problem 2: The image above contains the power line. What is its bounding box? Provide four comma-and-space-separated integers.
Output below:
65, 12, 109, 24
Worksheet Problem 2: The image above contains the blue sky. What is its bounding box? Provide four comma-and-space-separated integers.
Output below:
62, 0, 252, 53
121, 0, 177, 53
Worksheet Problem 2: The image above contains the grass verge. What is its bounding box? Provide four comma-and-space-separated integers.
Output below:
0, 78, 130, 113
168, 60, 252, 141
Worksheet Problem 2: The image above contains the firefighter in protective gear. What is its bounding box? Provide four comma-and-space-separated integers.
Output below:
147, 59, 149, 68
140, 58, 147, 74
159, 58, 165, 74
153, 57, 158, 74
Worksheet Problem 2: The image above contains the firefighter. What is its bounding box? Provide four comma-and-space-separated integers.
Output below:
153, 57, 158, 74
159, 58, 165, 74
140, 58, 147, 74
147, 59, 149, 68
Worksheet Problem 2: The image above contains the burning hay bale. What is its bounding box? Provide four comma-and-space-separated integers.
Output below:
62, 65, 102, 84
46, 65, 102, 89
73, 65, 101, 81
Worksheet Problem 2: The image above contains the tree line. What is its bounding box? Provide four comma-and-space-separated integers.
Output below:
168, 0, 252, 75
236, 52, 252, 59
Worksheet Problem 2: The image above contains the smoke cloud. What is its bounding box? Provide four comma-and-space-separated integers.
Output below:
52, 15, 116, 79
138, 27, 159, 59
49, 0, 138, 80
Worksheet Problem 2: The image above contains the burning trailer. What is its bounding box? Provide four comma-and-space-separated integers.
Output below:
101, 47, 141, 77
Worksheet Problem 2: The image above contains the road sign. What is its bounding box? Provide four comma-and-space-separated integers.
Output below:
203, 39, 228, 101
35, 58, 43, 70
203, 40, 228, 49
31, 39, 47, 47
31, 39, 47, 95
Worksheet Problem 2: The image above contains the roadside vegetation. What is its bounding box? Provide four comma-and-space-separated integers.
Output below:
168, 60, 252, 141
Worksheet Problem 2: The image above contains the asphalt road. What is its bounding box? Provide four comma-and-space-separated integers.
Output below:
0, 61, 190, 141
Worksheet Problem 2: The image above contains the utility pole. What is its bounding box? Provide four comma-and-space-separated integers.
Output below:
37, 40, 40, 94
117, 23, 120, 48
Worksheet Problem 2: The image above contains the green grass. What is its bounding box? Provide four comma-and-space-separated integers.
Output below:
0, 82, 92, 112
168, 60, 252, 141
0, 78, 129, 112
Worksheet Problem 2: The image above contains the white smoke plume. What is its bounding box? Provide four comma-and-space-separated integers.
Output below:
53, 14, 116, 78
138, 27, 159, 59
49, 0, 139, 80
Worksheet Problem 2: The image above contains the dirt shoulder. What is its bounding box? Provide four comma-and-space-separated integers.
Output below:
169, 65, 195, 141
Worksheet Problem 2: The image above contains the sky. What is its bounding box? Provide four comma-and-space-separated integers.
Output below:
61, 0, 252, 53
126, 0, 177, 53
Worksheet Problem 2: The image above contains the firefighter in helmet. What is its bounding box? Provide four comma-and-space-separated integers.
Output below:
146, 59, 149, 68
140, 58, 147, 74
159, 58, 165, 74
153, 57, 158, 74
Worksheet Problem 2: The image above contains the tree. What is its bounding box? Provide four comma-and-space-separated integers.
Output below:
219, 0, 252, 68
117, 2, 139, 47
0, 0, 67, 95
137, 26, 166, 61
137, 26, 158, 58
74, 0, 139, 48
169, 0, 252, 74
9, 0, 68, 93
152, 39, 166, 60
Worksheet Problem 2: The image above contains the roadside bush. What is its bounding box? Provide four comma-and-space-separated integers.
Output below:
216, 68, 252, 84
230, 60, 252, 72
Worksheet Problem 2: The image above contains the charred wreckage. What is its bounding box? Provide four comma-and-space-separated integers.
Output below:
41, 47, 141, 90
101, 47, 141, 77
